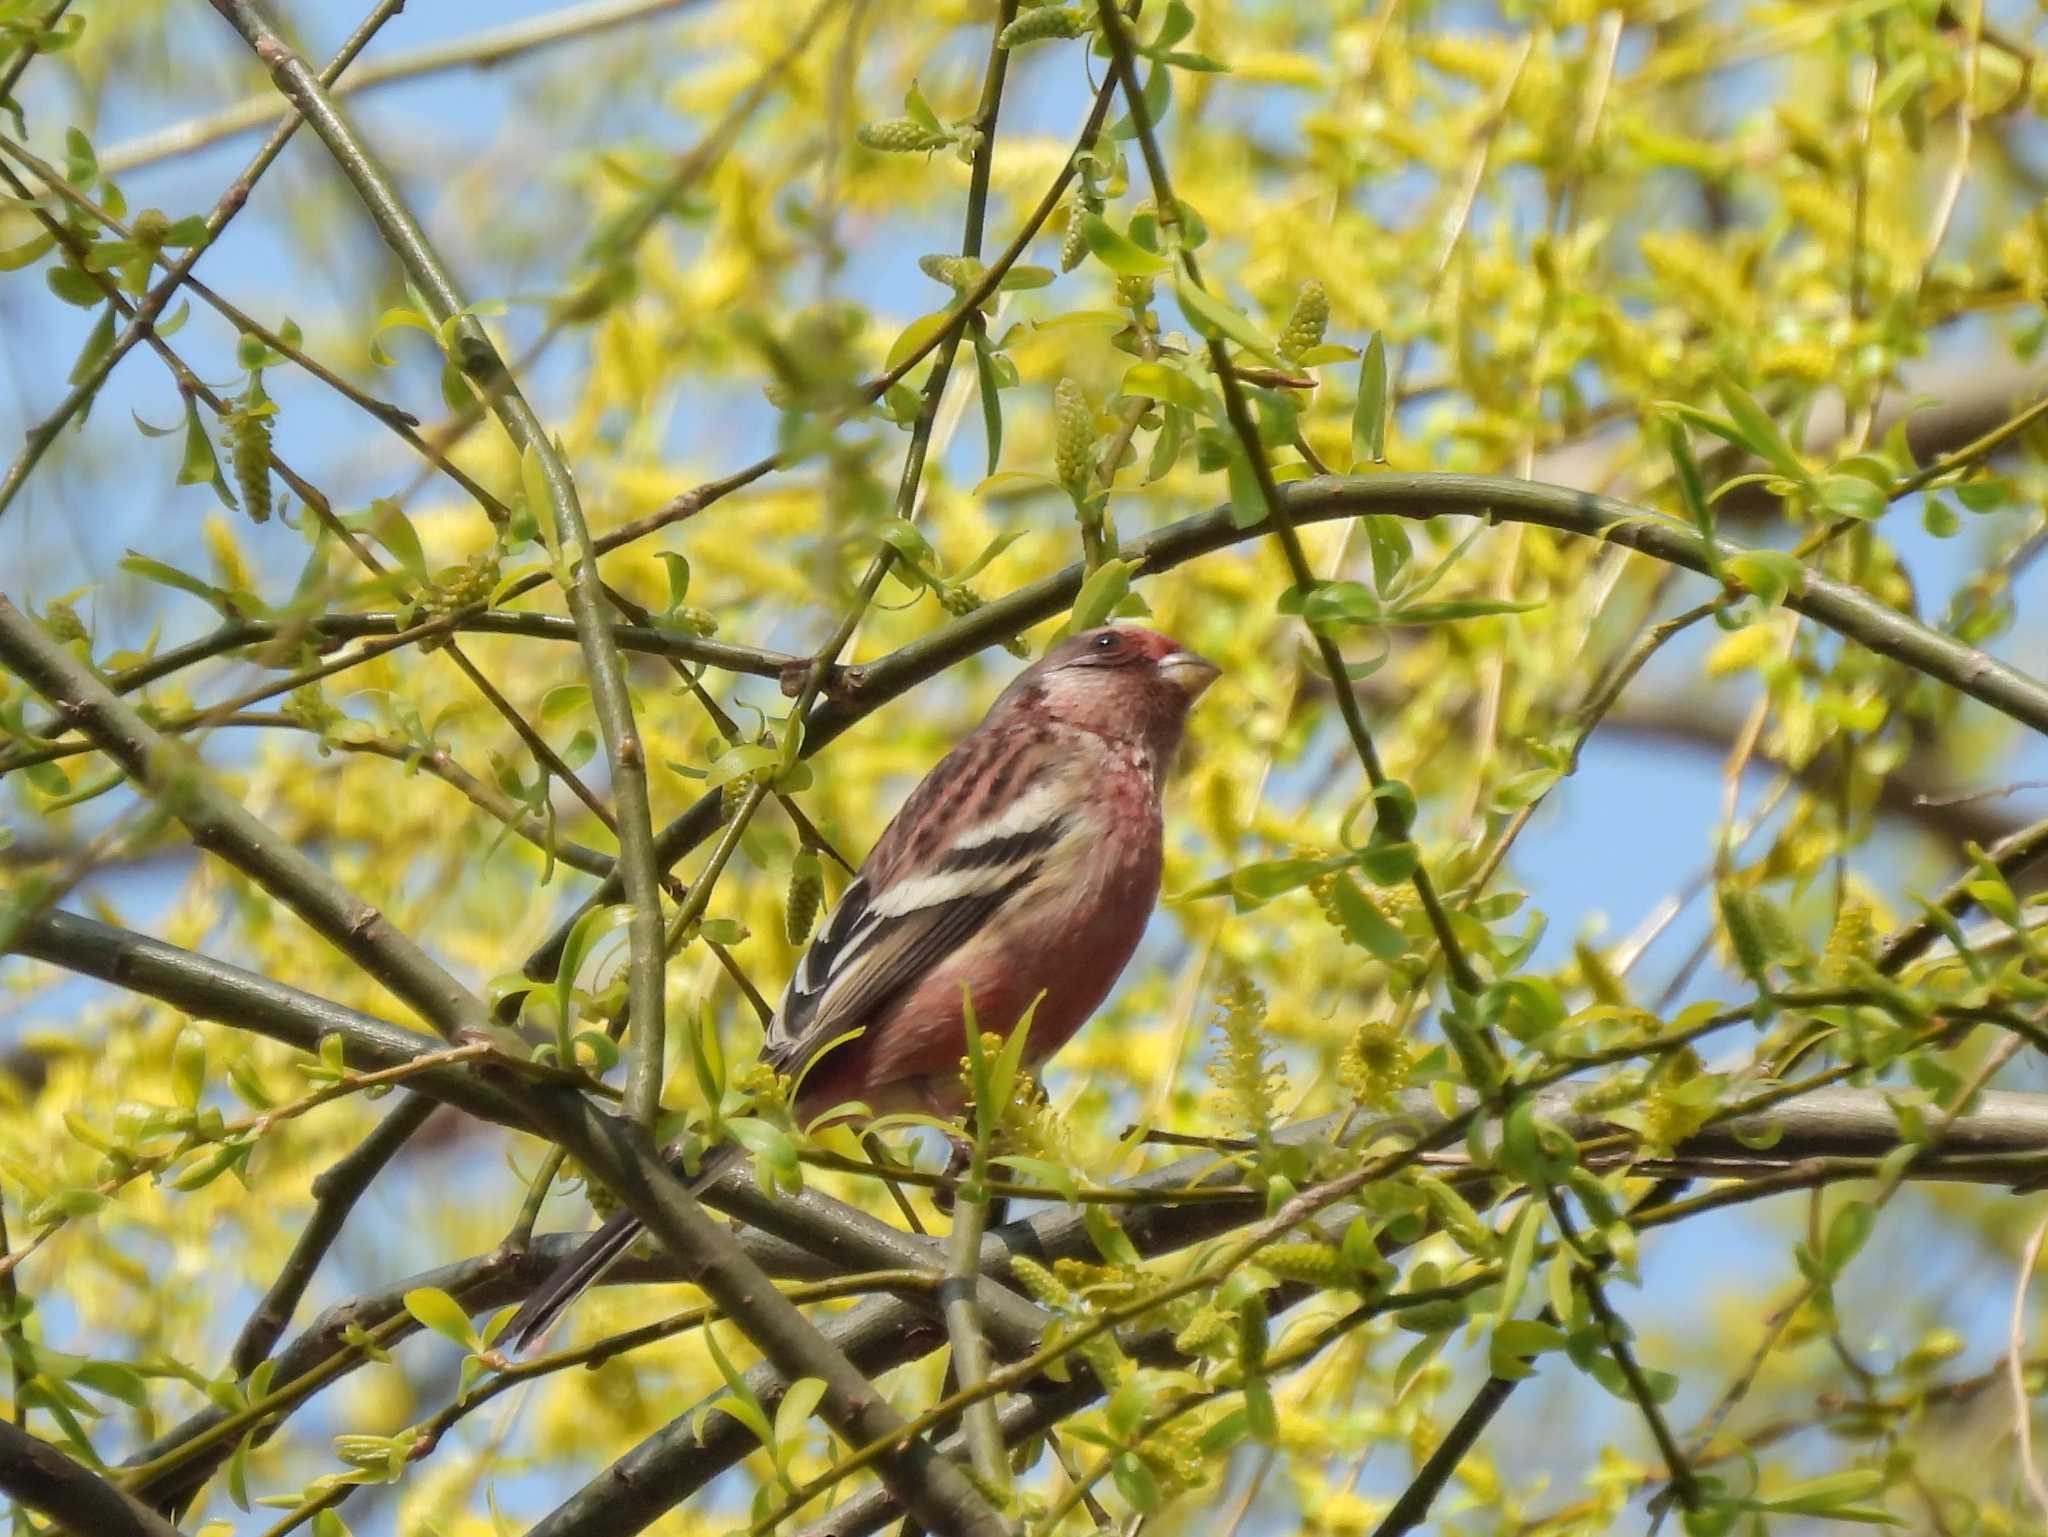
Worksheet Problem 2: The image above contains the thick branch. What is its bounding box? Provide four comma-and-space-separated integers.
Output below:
527, 467, 2048, 982
0, 597, 491, 1042
0, 1419, 189, 1537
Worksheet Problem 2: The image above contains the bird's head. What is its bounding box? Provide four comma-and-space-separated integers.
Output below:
998, 625, 1219, 767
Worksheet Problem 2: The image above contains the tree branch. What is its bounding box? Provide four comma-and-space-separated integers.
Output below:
227, 1092, 440, 1377
0, 0, 408, 526
207, 0, 677, 1123
0, 1420, 189, 1537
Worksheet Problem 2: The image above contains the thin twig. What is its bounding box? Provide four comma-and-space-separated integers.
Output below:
2009, 1209, 2048, 1517
209, 0, 673, 1125
100, 0, 703, 175
0, 0, 409, 526
1091, 0, 1492, 1064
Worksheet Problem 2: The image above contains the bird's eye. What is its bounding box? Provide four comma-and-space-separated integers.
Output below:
1092, 632, 1118, 650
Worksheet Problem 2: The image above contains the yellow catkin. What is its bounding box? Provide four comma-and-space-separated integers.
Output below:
856, 119, 950, 153
998, 6, 1088, 48
1053, 378, 1093, 488
1823, 901, 1875, 983
1173, 1305, 1231, 1355
1008, 1254, 1073, 1309
1259, 1242, 1355, 1289
1208, 975, 1282, 1142
1278, 278, 1329, 359
784, 851, 823, 945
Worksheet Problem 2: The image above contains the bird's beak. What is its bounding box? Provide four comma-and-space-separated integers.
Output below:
1157, 649, 1220, 699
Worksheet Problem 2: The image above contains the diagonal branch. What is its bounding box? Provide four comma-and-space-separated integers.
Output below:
0, 0, 408, 526
0, 1420, 189, 1537
101, 0, 703, 175
1091, 0, 1491, 1045
0, 595, 491, 1042
205, 0, 678, 1126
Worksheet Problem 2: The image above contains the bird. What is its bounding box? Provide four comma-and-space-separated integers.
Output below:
505, 624, 1218, 1349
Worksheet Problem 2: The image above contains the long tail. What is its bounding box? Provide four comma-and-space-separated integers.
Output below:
504, 1143, 745, 1353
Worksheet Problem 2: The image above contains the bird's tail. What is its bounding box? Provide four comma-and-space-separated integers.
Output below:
504, 1142, 745, 1354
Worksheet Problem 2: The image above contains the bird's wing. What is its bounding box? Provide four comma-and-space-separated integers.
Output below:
762, 722, 1077, 1076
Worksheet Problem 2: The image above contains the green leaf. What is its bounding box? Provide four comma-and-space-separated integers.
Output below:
1350, 331, 1387, 467
1286, 578, 1379, 631
1356, 838, 1418, 885
176, 395, 233, 507
46, 262, 101, 307
1078, 212, 1170, 276
700, 1327, 774, 1446
1119, 360, 1206, 411
369, 305, 439, 367
63, 126, 96, 182
1823, 1198, 1875, 1273
954, 529, 1026, 581
27, 1188, 109, 1224
554, 903, 631, 1030
885, 310, 954, 374
703, 742, 780, 790
171, 1024, 206, 1111
1723, 549, 1803, 609
1175, 274, 1283, 365
1107, 60, 1174, 142
119, 552, 230, 613
1819, 473, 1887, 521
1489, 1317, 1567, 1379
521, 443, 559, 559
772, 1377, 827, 1464
403, 1288, 477, 1351
65, 308, 122, 404
997, 264, 1055, 290
1714, 374, 1810, 486
343, 500, 429, 588
970, 323, 1003, 476
71, 1361, 146, 1409
1225, 441, 1266, 528
1494, 1202, 1543, 1325
1660, 412, 1721, 581
1954, 474, 2010, 512
902, 78, 945, 137
1178, 850, 1359, 911
1385, 597, 1542, 625
1752, 1470, 1895, 1519
0, 232, 55, 271
1152, 0, 1195, 52
657, 552, 691, 611
1112, 1452, 1161, 1512
1321, 875, 1406, 960
1064, 556, 1137, 634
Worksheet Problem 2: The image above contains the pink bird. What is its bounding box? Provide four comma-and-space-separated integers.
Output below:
508, 625, 1218, 1347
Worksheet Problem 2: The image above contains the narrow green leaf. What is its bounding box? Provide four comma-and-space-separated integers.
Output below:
970, 324, 1003, 476
1714, 374, 1809, 485
1494, 1203, 1543, 1326
1225, 442, 1266, 528
1078, 213, 1170, 276
1350, 332, 1387, 467
1175, 274, 1283, 364
1064, 556, 1136, 633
